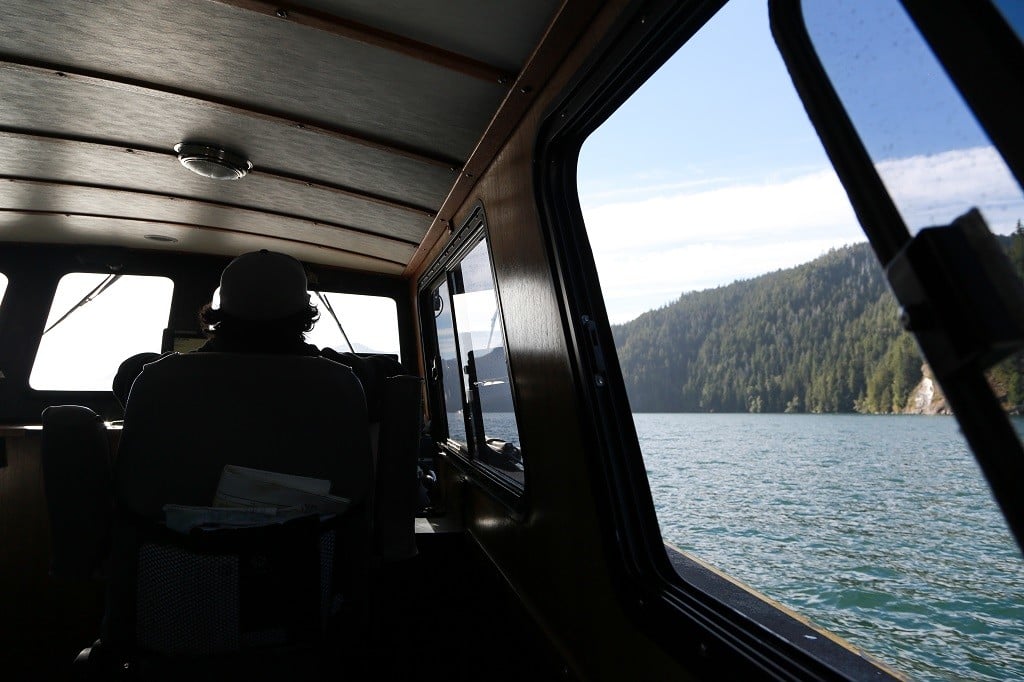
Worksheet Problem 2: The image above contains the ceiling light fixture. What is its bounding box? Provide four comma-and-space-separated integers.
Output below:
174, 142, 252, 180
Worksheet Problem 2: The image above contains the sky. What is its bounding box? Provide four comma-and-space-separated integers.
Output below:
577, 0, 1024, 324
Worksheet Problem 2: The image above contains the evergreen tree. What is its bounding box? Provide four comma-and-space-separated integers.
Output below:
612, 243, 918, 413
612, 235, 1023, 414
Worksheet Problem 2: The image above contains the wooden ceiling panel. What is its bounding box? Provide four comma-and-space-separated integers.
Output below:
0, 182, 417, 264
0, 67, 457, 210
0, 0, 576, 275
266, 0, 563, 75
0, 133, 432, 245
2, 0, 504, 161
0, 212, 406, 274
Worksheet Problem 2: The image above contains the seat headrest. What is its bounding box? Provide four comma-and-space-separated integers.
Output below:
115, 352, 371, 519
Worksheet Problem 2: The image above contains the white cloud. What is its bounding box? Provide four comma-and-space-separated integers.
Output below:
578, 176, 733, 204
582, 146, 1024, 324
876, 146, 1023, 233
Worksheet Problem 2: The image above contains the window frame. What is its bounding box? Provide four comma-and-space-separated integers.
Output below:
534, 0, 913, 678
419, 203, 528, 511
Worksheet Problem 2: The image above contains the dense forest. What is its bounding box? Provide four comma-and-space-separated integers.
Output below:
611, 229, 1024, 414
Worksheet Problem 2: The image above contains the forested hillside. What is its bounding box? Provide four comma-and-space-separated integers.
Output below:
611, 231, 1024, 414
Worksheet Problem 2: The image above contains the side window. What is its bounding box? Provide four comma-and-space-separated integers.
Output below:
801, 1, 1023, 238
305, 292, 401, 359
798, 1, 1024, 421
432, 279, 467, 444
572, 2, 1023, 681
422, 215, 523, 488
208, 286, 402, 359
30, 273, 173, 391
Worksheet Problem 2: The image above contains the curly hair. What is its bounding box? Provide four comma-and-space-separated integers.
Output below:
199, 302, 320, 352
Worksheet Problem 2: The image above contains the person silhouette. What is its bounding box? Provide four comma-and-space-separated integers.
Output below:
113, 249, 403, 414
113, 250, 318, 408
196, 249, 321, 355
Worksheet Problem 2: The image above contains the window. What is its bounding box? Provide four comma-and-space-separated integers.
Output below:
994, 0, 1024, 40
30, 273, 173, 391
0, 272, 7, 309
570, 1, 1024, 680
305, 292, 401, 359
801, 0, 1024, 238
423, 211, 523, 488
433, 279, 467, 444
208, 287, 402, 359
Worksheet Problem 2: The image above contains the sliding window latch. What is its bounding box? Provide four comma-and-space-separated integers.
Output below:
886, 208, 1024, 380
581, 315, 608, 387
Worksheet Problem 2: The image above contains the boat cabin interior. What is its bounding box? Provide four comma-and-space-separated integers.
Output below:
1, 0, 1022, 679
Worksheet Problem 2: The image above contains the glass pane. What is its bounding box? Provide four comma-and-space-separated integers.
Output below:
988, 227, 1024, 410
450, 240, 523, 480
795, 7, 1024, 674
0, 272, 7, 308
803, 0, 1024, 238
30, 273, 173, 390
576, 1, 1024, 679
994, 0, 1024, 40
210, 286, 401, 359
433, 279, 467, 444
305, 292, 401, 359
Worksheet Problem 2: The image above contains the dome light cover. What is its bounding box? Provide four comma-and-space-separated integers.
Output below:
174, 143, 252, 180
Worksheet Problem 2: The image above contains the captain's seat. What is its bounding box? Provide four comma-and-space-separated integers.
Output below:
105, 351, 372, 662
116, 352, 371, 518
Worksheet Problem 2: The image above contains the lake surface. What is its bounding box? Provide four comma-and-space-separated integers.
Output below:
635, 413, 1024, 681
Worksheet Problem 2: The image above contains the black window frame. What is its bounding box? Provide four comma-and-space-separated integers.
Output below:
419, 203, 528, 512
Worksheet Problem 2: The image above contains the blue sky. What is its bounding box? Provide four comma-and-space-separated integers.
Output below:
578, 0, 1024, 324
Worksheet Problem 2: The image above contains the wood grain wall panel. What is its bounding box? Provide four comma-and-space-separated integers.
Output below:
438, 2, 686, 679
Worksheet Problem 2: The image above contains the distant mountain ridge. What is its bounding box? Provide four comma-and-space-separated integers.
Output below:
610, 236, 1023, 414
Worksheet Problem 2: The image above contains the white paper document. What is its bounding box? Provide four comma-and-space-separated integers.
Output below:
163, 465, 350, 533
213, 464, 347, 512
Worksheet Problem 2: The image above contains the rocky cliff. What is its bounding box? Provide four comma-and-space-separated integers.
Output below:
902, 364, 951, 415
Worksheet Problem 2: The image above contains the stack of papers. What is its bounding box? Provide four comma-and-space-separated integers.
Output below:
163, 465, 350, 533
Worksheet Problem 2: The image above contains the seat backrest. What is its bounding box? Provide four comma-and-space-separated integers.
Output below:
102, 352, 371, 658
111, 351, 162, 411
41, 404, 113, 579
320, 350, 404, 421
372, 375, 424, 561
115, 352, 371, 520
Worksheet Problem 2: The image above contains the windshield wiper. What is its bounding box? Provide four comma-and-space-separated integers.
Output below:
485, 308, 499, 349
314, 290, 354, 353
42, 273, 122, 335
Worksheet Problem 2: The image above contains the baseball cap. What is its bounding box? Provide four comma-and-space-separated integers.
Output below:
216, 250, 309, 321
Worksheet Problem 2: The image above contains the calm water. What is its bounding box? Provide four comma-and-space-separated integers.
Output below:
636, 413, 1024, 682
